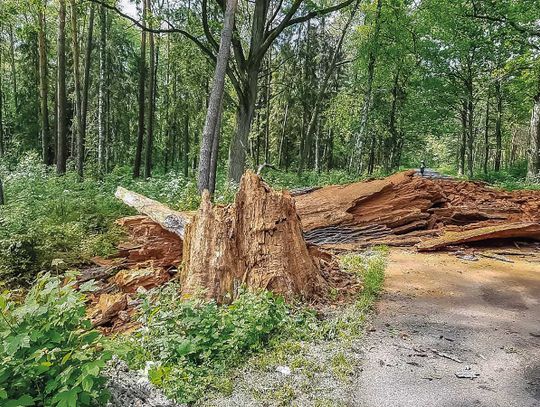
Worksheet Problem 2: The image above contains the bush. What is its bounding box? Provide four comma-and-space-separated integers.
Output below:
0, 273, 111, 406
119, 286, 293, 403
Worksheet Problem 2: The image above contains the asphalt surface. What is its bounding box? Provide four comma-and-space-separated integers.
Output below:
355, 249, 540, 407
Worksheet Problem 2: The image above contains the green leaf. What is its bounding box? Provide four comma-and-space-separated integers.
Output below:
4, 394, 35, 407
52, 388, 79, 407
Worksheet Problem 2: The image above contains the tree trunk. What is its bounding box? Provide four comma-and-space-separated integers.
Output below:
56, 0, 67, 175
98, 4, 107, 177
9, 25, 17, 111
228, 93, 257, 183
183, 113, 189, 177
198, 0, 238, 192
0, 178, 4, 205
133, 1, 147, 178
494, 80, 503, 172
81, 4, 95, 170
115, 186, 192, 238
458, 101, 467, 176
527, 91, 540, 180
181, 171, 330, 302
144, 0, 156, 178
38, 2, 52, 165
350, 0, 382, 174
483, 88, 490, 175
277, 103, 288, 168
208, 108, 222, 194
466, 81, 474, 178
70, 0, 84, 178
0, 43, 4, 157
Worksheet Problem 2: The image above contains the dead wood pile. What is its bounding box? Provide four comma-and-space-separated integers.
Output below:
294, 170, 540, 250
84, 172, 359, 331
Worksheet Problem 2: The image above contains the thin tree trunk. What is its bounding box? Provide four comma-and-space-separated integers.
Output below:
388, 68, 401, 171
9, 25, 17, 111
70, 0, 84, 178
483, 88, 490, 175
277, 103, 288, 168
527, 90, 540, 179
0, 178, 4, 205
264, 53, 271, 164
80, 4, 95, 168
133, 1, 147, 178
466, 77, 474, 178
198, 0, 238, 192
350, 0, 382, 173
38, 2, 52, 165
458, 101, 467, 176
98, 4, 107, 176
56, 0, 68, 175
303, 2, 359, 173
144, 0, 156, 178
208, 108, 222, 194
494, 80, 503, 172
183, 113, 189, 178
0, 33, 5, 158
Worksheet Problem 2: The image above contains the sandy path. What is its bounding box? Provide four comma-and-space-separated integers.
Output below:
355, 249, 540, 407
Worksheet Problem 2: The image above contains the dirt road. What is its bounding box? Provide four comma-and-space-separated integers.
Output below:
356, 250, 540, 407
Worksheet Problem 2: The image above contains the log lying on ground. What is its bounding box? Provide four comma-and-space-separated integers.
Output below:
294, 170, 540, 249
115, 187, 192, 238
416, 222, 540, 251
180, 171, 347, 302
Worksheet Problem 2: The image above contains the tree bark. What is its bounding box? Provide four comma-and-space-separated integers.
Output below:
38, 2, 52, 165
0, 42, 4, 158
133, 1, 147, 178
56, 0, 68, 175
198, 0, 238, 192
494, 80, 503, 172
208, 108, 222, 195
350, 0, 382, 174
144, 0, 156, 178
458, 101, 467, 176
81, 4, 95, 170
181, 171, 330, 302
483, 88, 490, 175
466, 82, 475, 178
115, 187, 191, 238
183, 113, 189, 177
527, 91, 540, 180
9, 25, 17, 111
70, 0, 84, 178
98, 4, 107, 176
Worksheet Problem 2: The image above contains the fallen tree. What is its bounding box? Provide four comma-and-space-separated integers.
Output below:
295, 170, 540, 249
115, 187, 192, 238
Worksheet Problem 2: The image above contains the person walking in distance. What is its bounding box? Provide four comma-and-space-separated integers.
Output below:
420, 161, 426, 176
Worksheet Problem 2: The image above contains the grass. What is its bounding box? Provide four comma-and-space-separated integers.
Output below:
200, 247, 388, 405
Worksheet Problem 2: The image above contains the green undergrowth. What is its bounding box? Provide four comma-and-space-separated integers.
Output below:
116, 247, 388, 404
0, 273, 111, 406
0, 154, 381, 287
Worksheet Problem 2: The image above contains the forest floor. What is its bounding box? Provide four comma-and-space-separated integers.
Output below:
203, 248, 540, 407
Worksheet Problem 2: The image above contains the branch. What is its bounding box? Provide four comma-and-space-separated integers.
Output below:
259, 0, 356, 62
470, 12, 540, 37
84, 0, 216, 61
202, 0, 220, 52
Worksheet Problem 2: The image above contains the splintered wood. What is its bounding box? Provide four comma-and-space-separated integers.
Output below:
294, 170, 540, 250
181, 171, 356, 302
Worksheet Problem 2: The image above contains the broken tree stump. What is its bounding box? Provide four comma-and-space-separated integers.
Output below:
180, 171, 331, 302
